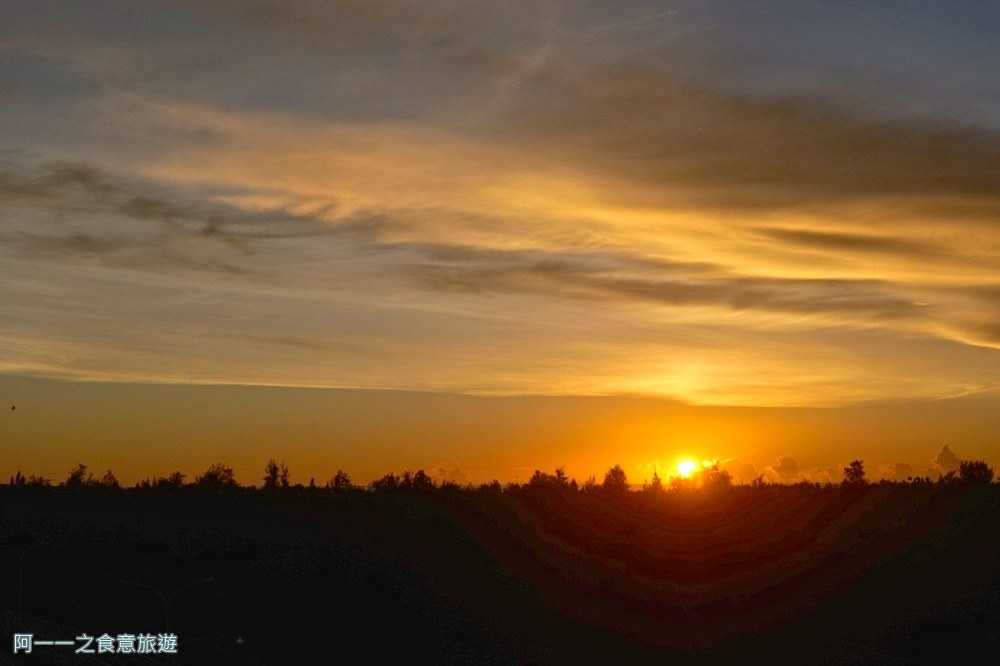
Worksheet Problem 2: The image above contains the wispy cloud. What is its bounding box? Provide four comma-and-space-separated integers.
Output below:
753, 228, 942, 258
1, 1, 998, 406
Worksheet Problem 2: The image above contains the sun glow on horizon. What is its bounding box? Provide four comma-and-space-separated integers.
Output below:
677, 460, 698, 478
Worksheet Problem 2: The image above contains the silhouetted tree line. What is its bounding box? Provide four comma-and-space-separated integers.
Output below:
3, 457, 997, 495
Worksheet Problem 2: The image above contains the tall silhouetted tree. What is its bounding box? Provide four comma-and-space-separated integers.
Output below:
327, 469, 353, 490
603, 465, 629, 493
263, 459, 290, 489
842, 460, 866, 485
958, 460, 994, 484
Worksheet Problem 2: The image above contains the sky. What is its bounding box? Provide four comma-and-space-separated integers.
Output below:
2, 1, 998, 485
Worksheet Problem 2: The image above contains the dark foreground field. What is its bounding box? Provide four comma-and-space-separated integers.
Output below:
1, 482, 998, 664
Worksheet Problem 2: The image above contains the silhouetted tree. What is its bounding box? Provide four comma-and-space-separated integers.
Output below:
603, 465, 629, 494
958, 460, 994, 484
643, 471, 664, 494
550, 466, 579, 490
196, 462, 238, 489
670, 474, 694, 491
478, 480, 503, 493
703, 464, 733, 491
397, 470, 435, 490
7, 471, 50, 488
64, 463, 93, 488
842, 460, 866, 485
153, 471, 186, 489
528, 467, 575, 492
371, 473, 399, 491
99, 469, 120, 489
937, 470, 958, 485
263, 459, 290, 489
26, 474, 51, 487
554, 467, 570, 486
411, 469, 434, 491
327, 469, 353, 491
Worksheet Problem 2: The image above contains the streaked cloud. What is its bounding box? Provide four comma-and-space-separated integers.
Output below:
1, 1, 998, 407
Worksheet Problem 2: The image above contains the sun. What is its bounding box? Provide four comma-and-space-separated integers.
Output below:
677, 460, 698, 478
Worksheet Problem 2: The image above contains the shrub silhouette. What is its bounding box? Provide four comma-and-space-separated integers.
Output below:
958, 459, 994, 484
64, 463, 94, 488
703, 464, 733, 491
938, 470, 959, 485
196, 462, 238, 489
136, 471, 186, 490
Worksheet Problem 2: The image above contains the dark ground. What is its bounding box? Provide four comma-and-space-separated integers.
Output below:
1, 482, 998, 664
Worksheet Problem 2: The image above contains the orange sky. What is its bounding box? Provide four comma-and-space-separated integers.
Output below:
1, 2, 998, 485
3, 375, 997, 486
